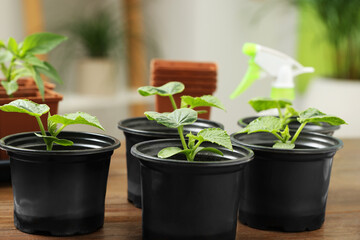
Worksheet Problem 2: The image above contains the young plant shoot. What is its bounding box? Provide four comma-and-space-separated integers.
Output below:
145, 108, 232, 161
248, 97, 298, 128
138, 81, 225, 112
138, 81, 231, 161
240, 107, 346, 149
0, 99, 104, 151
0, 32, 67, 98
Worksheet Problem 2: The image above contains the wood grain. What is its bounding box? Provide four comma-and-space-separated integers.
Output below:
0, 139, 359, 239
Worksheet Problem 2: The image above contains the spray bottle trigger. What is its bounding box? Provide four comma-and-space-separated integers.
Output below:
230, 60, 261, 99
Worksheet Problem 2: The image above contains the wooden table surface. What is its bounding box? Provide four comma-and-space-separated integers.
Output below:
0, 139, 359, 240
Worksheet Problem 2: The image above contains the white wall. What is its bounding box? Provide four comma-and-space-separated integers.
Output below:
0, 0, 24, 78
143, 0, 298, 134
0, 0, 24, 41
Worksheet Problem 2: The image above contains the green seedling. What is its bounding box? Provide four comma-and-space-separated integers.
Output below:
0, 99, 104, 151
248, 97, 298, 128
145, 108, 232, 161
240, 107, 347, 149
138, 81, 225, 113
138, 81, 231, 161
0, 32, 67, 98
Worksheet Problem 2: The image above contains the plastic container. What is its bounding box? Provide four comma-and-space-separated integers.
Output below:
237, 116, 340, 136
0, 131, 120, 236
231, 131, 343, 232
118, 117, 223, 208
131, 139, 253, 240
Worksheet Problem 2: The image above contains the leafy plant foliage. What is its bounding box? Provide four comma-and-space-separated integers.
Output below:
0, 33, 67, 97
139, 81, 231, 161
0, 99, 104, 150
241, 98, 347, 149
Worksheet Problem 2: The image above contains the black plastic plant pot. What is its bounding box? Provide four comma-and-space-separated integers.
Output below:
118, 117, 224, 208
0, 131, 120, 236
231, 131, 343, 232
131, 139, 254, 240
238, 116, 340, 136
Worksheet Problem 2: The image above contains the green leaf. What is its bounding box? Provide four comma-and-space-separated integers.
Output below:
298, 108, 347, 125
186, 132, 196, 149
48, 112, 104, 130
284, 105, 298, 117
0, 40, 5, 48
20, 33, 67, 55
34, 133, 73, 146
0, 99, 49, 117
1, 81, 18, 96
53, 138, 74, 146
145, 108, 198, 128
47, 113, 58, 136
180, 95, 226, 111
198, 128, 233, 150
0, 50, 12, 63
7, 37, 18, 55
32, 66, 45, 99
158, 147, 190, 159
273, 141, 295, 149
23, 54, 48, 68
1, 63, 8, 77
138, 81, 185, 97
280, 125, 291, 142
194, 146, 224, 156
10, 68, 32, 82
240, 116, 283, 134
36, 62, 62, 84
249, 97, 292, 112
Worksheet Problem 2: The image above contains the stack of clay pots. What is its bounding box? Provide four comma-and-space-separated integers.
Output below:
150, 59, 217, 119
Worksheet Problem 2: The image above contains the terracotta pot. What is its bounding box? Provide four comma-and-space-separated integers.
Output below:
151, 59, 217, 76
150, 59, 218, 119
151, 80, 216, 119
152, 77, 217, 87
0, 78, 55, 98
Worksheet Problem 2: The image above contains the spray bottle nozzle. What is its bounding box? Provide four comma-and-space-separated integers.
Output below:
243, 43, 257, 57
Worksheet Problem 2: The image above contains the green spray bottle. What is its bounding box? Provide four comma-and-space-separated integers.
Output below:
230, 43, 314, 100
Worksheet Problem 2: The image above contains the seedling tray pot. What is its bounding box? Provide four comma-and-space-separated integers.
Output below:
0, 131, 120, 236
231, 131, 343, 232
237, 116, 340, 136
131, 139, 253, 240
118, 117, 224, 208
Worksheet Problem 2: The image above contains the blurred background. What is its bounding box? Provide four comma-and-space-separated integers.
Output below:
0, 0, 358, 139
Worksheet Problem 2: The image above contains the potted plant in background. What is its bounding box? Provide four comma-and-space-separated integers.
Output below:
293, 0, 360, 136
231, 102, 346, 232
131, 106, 253, 240
118, 81, 225, 208
64, 8, 124, 95
0, 99, 120, 236
237, 97, 340, 136
0, 32, 67, 182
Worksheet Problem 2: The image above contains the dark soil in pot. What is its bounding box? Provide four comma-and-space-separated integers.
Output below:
118, 117, 224, 208
238, 116, 340, 136
0, 131, 120, 236
131, 139, 253, 240
231, 131, 343, 232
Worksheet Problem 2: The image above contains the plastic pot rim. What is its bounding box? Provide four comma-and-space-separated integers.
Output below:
231, 131, 343, 155
131, 138, 254, 168
0, 131, 120, 156
118, 117, 224, 138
